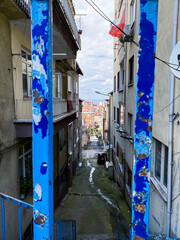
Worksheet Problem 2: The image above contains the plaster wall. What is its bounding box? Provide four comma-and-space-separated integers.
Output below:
0, 13, 16, 147
150, 0, 180, 237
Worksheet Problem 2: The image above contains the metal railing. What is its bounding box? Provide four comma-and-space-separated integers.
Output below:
54, 219, 76, 240
0, 192, 33, 240
0, 192, 76, 240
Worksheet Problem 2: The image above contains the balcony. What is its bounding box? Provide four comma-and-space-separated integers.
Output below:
8, 0, 81, 59
15, 98, 72, 121
58, 0, 81, 50
14, 99, 76, 137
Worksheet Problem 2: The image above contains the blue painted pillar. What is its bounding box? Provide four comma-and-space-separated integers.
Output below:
31, 0, 53, 239
132, 0, 158, 239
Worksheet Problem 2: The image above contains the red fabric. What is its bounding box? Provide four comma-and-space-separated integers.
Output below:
67, 100, 73, 111
109, 8, 126, 37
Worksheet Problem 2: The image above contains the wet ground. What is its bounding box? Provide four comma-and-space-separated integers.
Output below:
54, 136, 131, 240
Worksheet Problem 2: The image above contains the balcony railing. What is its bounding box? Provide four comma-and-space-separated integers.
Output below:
58, 0, 81, 49
0, 192, 76, 240
15, 99, 75, 121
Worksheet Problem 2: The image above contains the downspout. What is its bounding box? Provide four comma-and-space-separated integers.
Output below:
167, 0, 178, 237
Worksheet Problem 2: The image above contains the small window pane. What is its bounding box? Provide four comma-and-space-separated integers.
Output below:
19, 157, 24, 177
25, 142, 32, 153
19, 147, 23, 156
155, 140, 161, 181
21, 50, 26, 59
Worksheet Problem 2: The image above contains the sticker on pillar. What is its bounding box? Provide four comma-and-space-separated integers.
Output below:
34, 183, 42, 202
34, 210, 47, 228
40, 162, 48, 175
33, 107, 42, 126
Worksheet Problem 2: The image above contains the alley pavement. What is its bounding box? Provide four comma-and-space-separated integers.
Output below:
54, 136, 131, 240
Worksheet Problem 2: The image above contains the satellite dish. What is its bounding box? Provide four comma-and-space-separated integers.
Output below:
169, 41, 180, 79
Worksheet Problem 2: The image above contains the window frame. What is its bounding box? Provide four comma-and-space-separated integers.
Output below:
19, 141, 32, 179
120, 104, 124, 129
129, 56, 134, 86
114, 75, 116, 92
114, 106, 116, 121
153, 139, 168, 189
130, 0, 136, 27
22, 49, 32, 99
128, 113, 133, 137
68, 75, 71, 92
53, 72, 62, 100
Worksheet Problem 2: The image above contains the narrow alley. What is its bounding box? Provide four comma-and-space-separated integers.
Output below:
54, 136, 131, 240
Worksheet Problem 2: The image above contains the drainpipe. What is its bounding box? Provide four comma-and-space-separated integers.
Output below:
167, 0, 178, 237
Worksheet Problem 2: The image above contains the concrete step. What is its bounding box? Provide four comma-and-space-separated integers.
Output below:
77, 234, 119, 240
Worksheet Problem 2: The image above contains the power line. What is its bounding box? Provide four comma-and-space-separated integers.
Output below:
154, 94, 180, 114
85, 0, 180, 73
84, 0, 139, 47
154, 53, 180, 73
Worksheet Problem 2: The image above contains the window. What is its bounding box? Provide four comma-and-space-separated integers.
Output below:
19, 142, 32, 197
119, 61, 125, 91
154, 139, 168, 188
127, 164, 132, 190
117, 108, 120, 125
114, 107, 116, 121
68, 76, 71, 92
22, 49, 32, 98
68, 122, 73, 154
129, 56, 134, 85
76, 82, 78, 94
53, 73, 62, 99
117, 142, 124, 171
113, 136, 116, 148
130, 0, 136, 26
120, 104, 124, 128
117, 71, 120, 91
59, 128, 65, 150
114, 76, 116, 92
128, 113, 133, 136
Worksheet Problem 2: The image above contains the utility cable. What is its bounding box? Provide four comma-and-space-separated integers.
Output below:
84, 0, 139, 47
85, 0, 180, 71
154, 53, 180, 73
154, 94, 180, 114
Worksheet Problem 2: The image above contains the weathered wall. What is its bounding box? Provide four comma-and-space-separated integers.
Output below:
150, 0, 180, 237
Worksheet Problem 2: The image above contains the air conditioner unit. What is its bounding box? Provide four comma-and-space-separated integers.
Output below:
122, 25, 133, 43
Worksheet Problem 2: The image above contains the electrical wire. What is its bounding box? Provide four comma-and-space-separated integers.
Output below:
154, 53, 180, 73
85, 0, 180, 73
84, 0, 139, 47
154, 94, 180, 114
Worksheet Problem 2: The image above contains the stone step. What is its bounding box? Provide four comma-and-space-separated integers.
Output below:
77, 233, 119, 240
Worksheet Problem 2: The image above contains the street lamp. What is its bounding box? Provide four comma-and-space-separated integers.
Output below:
95, 91, 111, 162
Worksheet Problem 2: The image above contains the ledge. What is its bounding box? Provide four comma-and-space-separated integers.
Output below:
150, 177, 167, 202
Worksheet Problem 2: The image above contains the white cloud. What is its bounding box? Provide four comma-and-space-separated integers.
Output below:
73, 0, 114, 100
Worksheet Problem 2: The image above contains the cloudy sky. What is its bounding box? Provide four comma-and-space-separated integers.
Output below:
73, 0, 114, 101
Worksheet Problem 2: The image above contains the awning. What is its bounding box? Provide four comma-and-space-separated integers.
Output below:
109, 8, 126, 37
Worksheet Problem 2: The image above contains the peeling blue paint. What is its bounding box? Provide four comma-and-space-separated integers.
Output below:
31, 0, 53, 239
40, 162, 48, 175
132, 1, 158, 239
